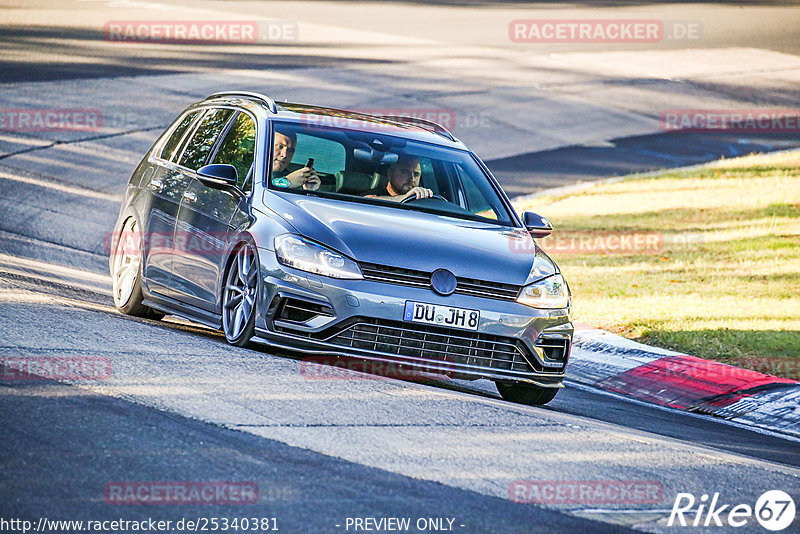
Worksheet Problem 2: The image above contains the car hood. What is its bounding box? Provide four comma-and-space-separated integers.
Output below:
266, 193, 542, 284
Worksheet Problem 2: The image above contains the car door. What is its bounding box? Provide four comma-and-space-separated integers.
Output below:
140, 109, 203, 293
171, 109, 254, 312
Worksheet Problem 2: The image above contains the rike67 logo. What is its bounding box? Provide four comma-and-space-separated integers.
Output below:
669, 490, 796, 531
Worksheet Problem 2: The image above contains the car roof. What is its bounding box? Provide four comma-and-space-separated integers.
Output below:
202, 93, 468, 150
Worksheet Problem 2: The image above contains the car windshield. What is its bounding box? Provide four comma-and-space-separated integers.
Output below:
267, 119, 515, 226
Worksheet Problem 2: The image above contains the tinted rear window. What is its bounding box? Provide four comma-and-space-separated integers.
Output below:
160, 110, 200, 162
178, 108, 234, 170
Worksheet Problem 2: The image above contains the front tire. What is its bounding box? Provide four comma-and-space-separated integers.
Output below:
222, 242, 258, 347
496, 381, 560, 405
110, 217, 162, 319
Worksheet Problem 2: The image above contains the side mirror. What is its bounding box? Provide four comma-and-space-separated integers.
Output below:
523, 211, 554, 238
197, 164, 238, 189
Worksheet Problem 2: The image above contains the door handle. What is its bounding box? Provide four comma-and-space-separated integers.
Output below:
149, 178, 163, 192
183, 191, 197, 203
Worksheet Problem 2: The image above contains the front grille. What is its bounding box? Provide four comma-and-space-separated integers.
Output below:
454, 276, 521, 300
328, 318, 538, 374
360, 262, 522, 302
360, 263, 430, 288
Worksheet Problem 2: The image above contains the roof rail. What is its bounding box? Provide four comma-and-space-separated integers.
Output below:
205, 91, 278, 113
381, 114, 456, 142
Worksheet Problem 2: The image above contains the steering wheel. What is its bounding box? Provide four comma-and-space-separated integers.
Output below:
401, 194, 448, 204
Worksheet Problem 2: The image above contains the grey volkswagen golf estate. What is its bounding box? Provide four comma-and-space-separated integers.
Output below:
109, 91, 573, 405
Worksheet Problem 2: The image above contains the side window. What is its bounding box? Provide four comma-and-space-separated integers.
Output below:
178, 108, 234, 171
291, 133, 345, 174
160, 110, 201, 162
211, 112, 256, 193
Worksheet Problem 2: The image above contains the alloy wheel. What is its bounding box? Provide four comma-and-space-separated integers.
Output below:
111, 217, 141, 308
222, 243, 258, 343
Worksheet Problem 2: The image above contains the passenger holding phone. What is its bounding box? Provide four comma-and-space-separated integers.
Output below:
272, 129, 321, 191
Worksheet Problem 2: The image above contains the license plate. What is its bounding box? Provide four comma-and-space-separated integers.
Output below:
403, 301, 480, 331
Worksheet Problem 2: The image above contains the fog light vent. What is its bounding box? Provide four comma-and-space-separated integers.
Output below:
277, 297, 333, 324
534, 335, 570, 368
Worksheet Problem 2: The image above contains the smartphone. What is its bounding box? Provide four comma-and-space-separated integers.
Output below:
306, 158, 314, 169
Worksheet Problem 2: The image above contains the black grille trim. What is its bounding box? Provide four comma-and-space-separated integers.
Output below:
360, 262, 522, 302
333, 321, 531, 373
282, 316, 558, 376
269, 315, 568, 379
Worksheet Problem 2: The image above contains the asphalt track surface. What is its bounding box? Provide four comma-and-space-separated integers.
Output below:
1, 1, 800, 533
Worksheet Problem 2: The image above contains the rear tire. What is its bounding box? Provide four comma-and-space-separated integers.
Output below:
495, 381, 560, 405
110, 217, 162, 319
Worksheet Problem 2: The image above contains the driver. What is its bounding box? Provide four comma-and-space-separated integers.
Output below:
364, 156, 433, 201
272, 129, 320, 191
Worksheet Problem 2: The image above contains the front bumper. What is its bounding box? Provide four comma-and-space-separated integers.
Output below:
253, 249, 573, 387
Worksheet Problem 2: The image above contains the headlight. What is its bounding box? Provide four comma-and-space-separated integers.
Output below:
517, 274, 570, 309
274, 234, 363, 279
524, 247, 557, 284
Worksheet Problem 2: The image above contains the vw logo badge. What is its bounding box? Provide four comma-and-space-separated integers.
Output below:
431, 269, 457, 296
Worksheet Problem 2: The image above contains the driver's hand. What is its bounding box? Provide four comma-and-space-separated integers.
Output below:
286, 167, 320, 191
403, 187, 434, 200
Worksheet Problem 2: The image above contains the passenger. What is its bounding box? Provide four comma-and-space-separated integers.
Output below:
364, 156, 433, 201
272, 130, 320, 190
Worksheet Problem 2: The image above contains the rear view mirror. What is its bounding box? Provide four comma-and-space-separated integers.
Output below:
523, 211, 554, 238
353, 147, 399, 164
197, 164, 237, 189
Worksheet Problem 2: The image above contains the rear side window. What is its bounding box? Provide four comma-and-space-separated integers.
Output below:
211, 112, 256, 192
160, 110, 200, 162
178, 108, 234, 170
